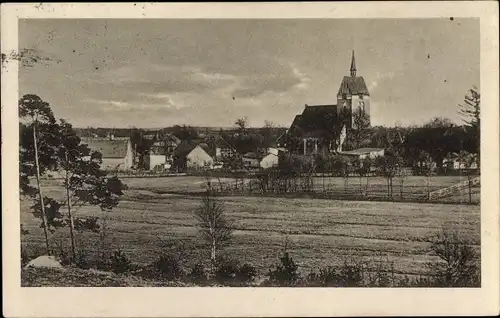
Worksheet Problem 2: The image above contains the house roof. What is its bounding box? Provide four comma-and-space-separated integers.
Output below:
289, 105, 342, 137
173, 140, 214, 159
213, 135, 235, 149
337, 76, 370, 96
339, 148, 384, 155
242, 152, 262, 160
81, 138, 130, 158
162, 134, 181, 145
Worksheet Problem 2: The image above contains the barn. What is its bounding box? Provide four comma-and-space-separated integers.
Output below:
81, 136, 133, 171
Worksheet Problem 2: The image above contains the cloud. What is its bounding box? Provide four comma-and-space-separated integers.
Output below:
84, 99, 132, 109
368, 71, 397, 91
231, 61, 311, 98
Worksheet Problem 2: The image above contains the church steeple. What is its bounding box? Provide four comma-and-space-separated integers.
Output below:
350, 50, 357, 77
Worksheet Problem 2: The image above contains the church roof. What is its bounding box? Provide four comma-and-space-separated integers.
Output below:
289, 105, 342, 137
337, 76, 370, 96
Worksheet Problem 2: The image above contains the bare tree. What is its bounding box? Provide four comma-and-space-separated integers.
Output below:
193, 186, 234, 273
235, 117, 248, 132
419, 151, 435, 201
456, 150, 476, 203
396, 162, 409, 200
459, 87, 480, 169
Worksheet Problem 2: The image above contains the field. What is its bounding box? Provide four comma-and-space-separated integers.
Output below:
21, 176, 480, 280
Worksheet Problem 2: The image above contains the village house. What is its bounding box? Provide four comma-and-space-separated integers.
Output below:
145, 133, 181, 170
241, 150, 280, 170
241, 152, 262, 169
81, 135, 133, 171
338, 147, 385, 160
260, 152, 279, 169
213, 136, 237, 161
442, 153, 479, 170
172, 141, 215, 171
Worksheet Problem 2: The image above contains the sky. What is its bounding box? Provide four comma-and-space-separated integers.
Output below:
19, 18, 479, 128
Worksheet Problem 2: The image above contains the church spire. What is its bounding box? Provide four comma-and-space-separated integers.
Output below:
350, 50, 357, 77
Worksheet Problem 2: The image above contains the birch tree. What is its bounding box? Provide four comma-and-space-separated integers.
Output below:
193, 187, 234, 274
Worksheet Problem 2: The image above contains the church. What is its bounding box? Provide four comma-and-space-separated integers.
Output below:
280, 51, 371, 155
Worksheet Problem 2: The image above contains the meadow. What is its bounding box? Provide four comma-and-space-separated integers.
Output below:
21, 176, 480, 279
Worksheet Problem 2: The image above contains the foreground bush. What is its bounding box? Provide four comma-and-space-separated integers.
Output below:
304, 259, 366, 287
153, 253, 185, 281
427, 228, 480, 287
264, 252, 300, 286
187, 262, 208, 285
214, 258, 257, 286
108, 250, 132, 274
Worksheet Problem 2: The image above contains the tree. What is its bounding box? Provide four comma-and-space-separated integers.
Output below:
235, 117, 248, 132
350, 107, 371, 149
423, 117, 454, 128
130, 128, 154, 169
361, 157, 373, 196
314, 153, 330, 192
459, 87, 480, 167
193, 186, 234, 274
427, 228, 480, 287
262, 120, 276, 148
56, 120, 126, 260
419, 151, 435, 200
19, 94, 60, 254
354, 157, 372, 197
395, 157, 409, 200
171, 125, 199, 142
330, 155, 351, 194
455, 150, 477, 203
375, 154, 399, 199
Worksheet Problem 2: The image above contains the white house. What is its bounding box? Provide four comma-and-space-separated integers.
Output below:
186, 145, 214, 169
81, 136, 133, 171
442, 154, 479, 170
148, 151, 166, 171
260, 153, 279, 169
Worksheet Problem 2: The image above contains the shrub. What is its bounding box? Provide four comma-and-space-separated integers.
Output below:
154, 253, 184, 281
337, 259, 364, 287
305, 266, 339, 287
108, 250, 132, 274
236, 263, 257, 285
427, 228, 480, 287
212, 258, 258, 286
266, 252, 300, 286
74, 249, 90, 269
188, 262, 208, 285
21, 248, 30, 268
214, 258, 240, 285
365, 257, 393, 287
396, 275, 433, 287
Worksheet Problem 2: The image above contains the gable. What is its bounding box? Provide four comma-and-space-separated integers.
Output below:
187, 146, 213, 161
337, 76, 370, 96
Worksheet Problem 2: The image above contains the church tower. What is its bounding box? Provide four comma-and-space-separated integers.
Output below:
337, 50, 370, 130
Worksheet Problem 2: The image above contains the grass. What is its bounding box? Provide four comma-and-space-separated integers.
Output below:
21, 266, 190, 287
21, 176, 480, 280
